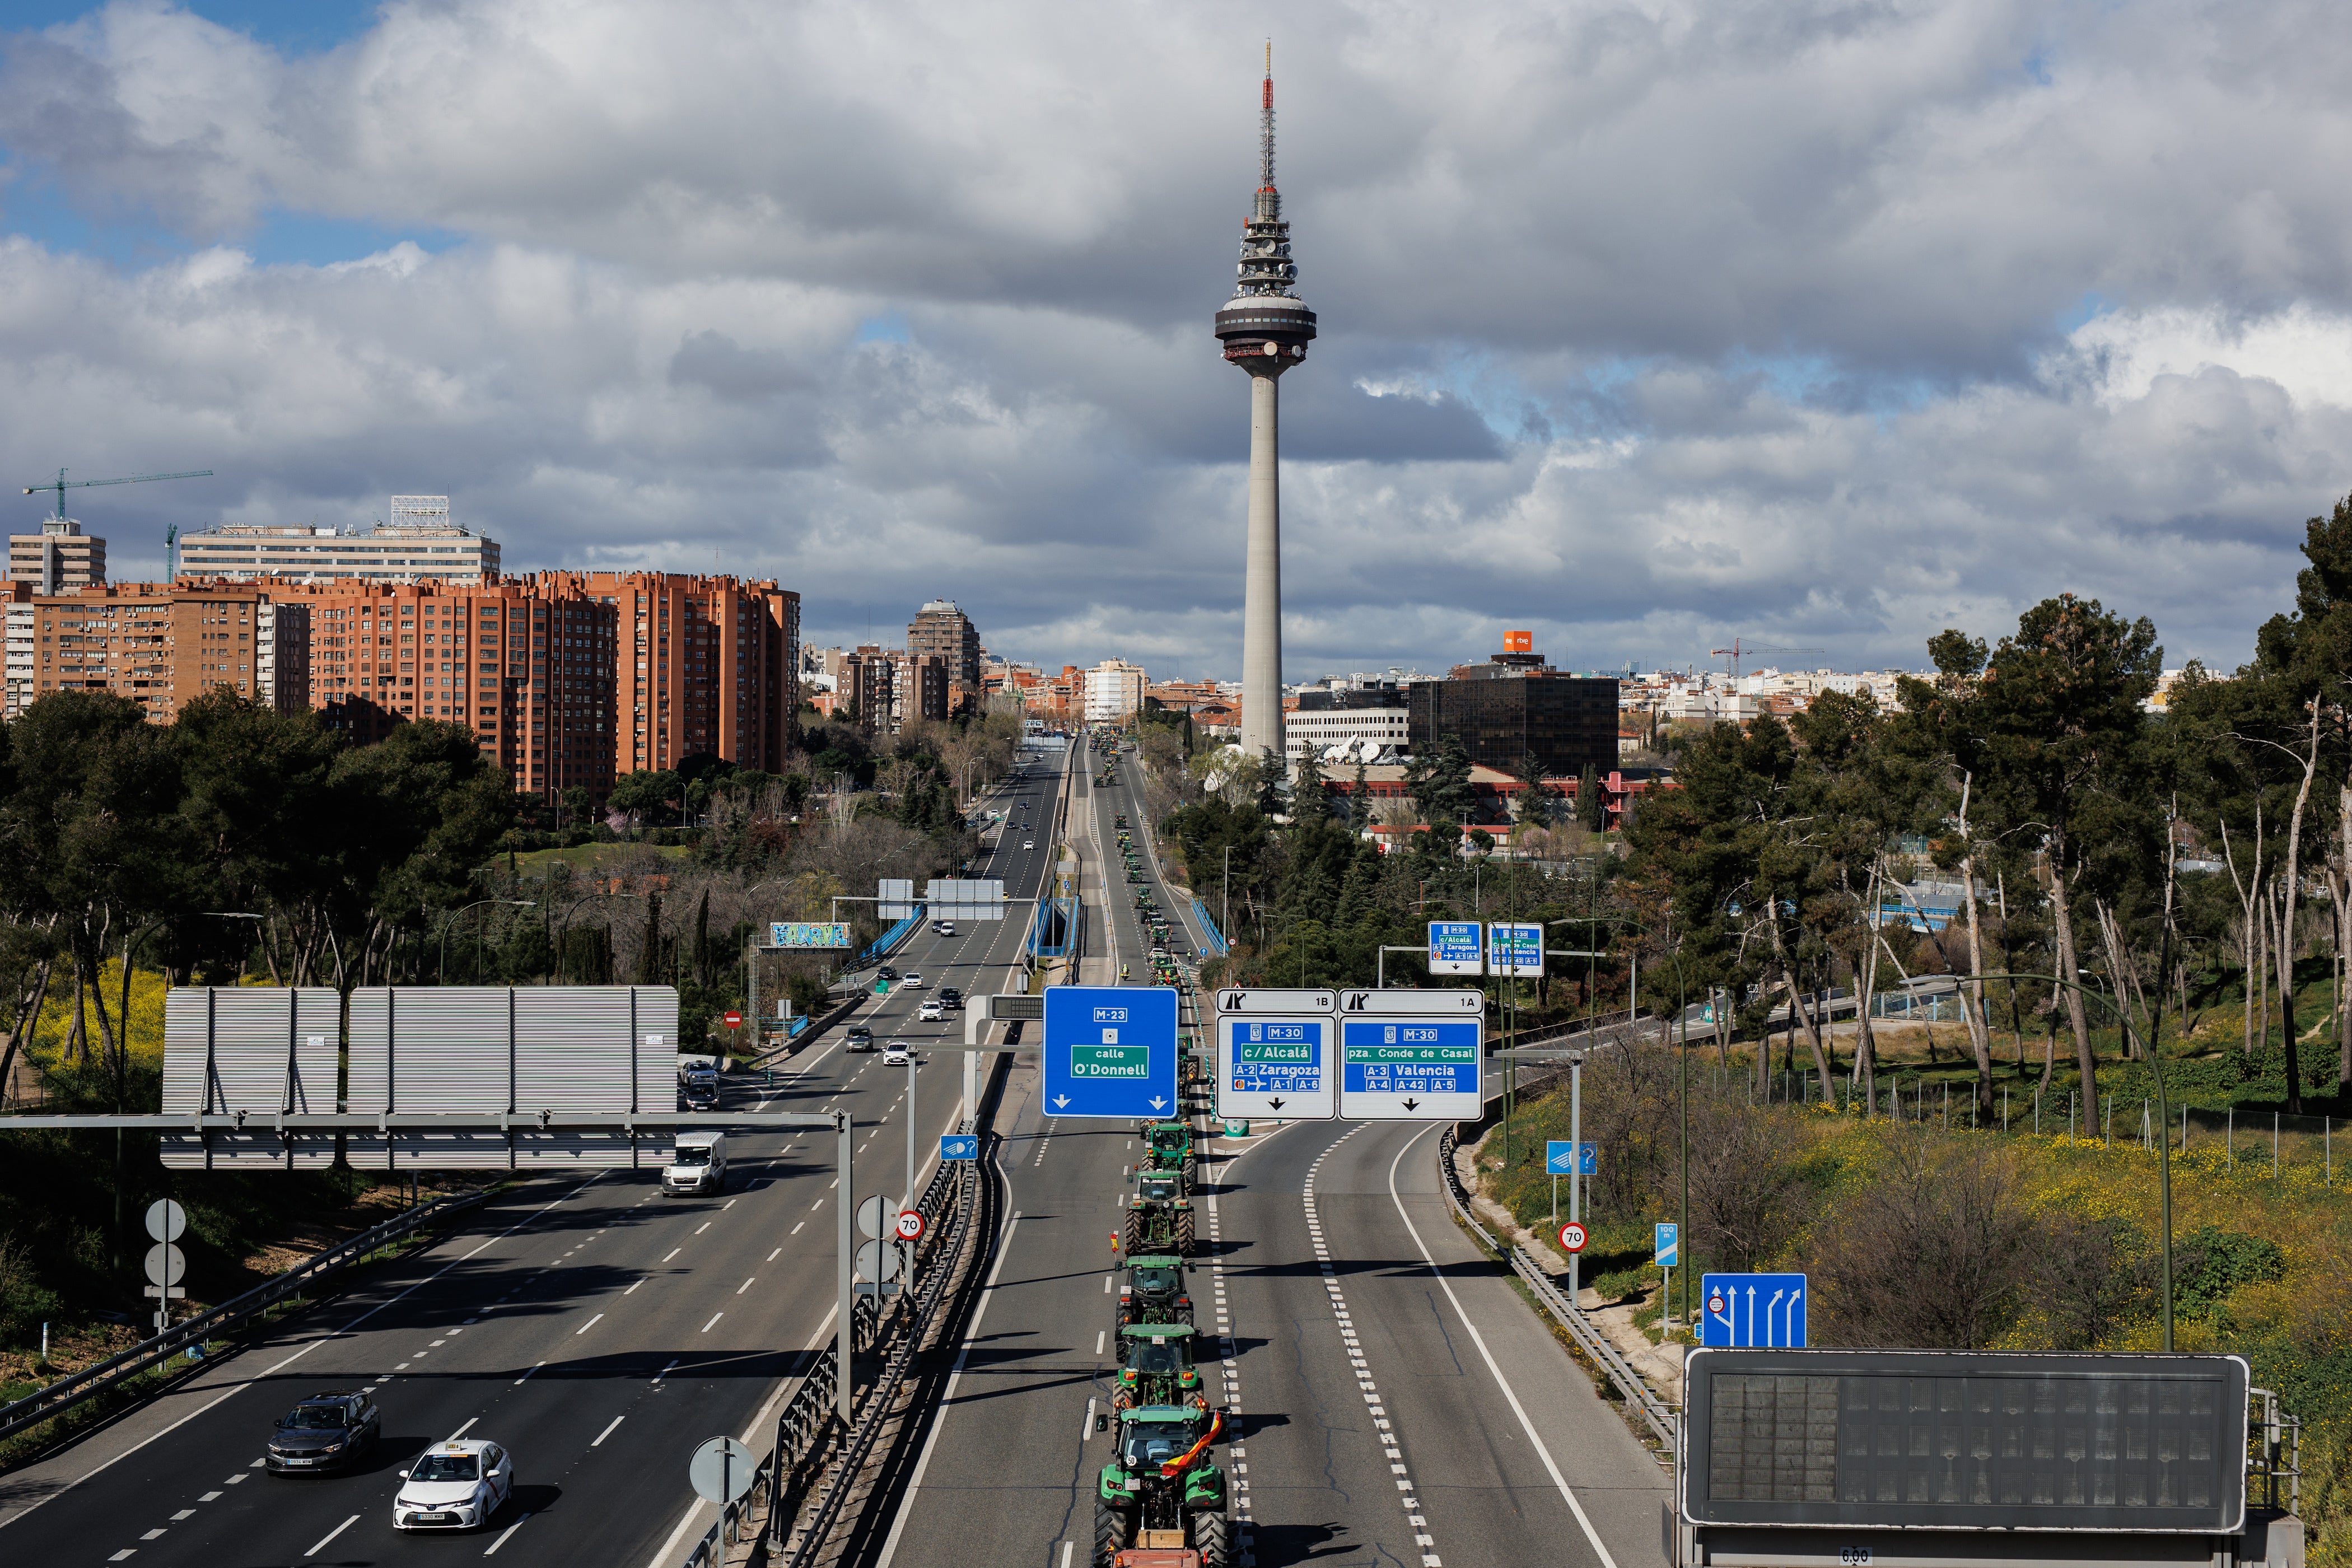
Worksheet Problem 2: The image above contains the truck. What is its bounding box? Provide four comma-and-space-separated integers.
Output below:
1093, 1404, 1231, 1568
662, 1131, 727, 1196
1114, 1256, 1195, 1330
1112, 1323, 1206, 1410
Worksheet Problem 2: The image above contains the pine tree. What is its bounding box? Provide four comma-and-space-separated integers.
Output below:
1578, 763, 1604, 832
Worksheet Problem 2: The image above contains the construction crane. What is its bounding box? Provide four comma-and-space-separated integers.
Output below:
1709, 637, 1828, 680
22, 467, 213, 521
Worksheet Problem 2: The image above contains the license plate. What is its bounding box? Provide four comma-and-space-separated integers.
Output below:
282, 1457, 315, 1466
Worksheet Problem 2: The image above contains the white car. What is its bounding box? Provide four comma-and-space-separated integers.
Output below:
884, 1044, 911, 1066
393, 1439, 513, 1530
918, 999, 944, 1021
903, 972, 923, 988
1024, 840, 1035, 850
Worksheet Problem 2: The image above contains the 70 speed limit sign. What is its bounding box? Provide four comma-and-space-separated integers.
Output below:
894, 1209, 926, 1242
1557, 1221, 1589, 1254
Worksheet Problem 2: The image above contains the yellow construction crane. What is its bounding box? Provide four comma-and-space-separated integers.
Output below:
22, 466, 213, 521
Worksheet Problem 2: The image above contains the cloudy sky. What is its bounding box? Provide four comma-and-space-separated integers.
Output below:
3, 0, 2349, 680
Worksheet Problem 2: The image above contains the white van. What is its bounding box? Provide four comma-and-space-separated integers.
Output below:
664, 1132, 727, 1196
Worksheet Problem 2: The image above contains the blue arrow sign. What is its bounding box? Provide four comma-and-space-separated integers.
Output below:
1655, 1222, 1678, 1268
1427, 921, 1483, 976
1700, 1271, 1807, 1347
1545, 1140, 1598, 1175
938, 1135, 979, 1163
1042, 986, 1178, 1119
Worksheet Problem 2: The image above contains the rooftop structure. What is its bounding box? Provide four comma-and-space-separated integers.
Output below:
175, 497, 500, 584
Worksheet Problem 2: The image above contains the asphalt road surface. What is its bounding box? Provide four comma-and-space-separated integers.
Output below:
0, 746, 1070, 1568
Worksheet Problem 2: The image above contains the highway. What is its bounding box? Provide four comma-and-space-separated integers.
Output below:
872, 738, 1672, 1568
0, 743, 1071, 1568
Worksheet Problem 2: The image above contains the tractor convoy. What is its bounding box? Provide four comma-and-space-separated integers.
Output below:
1086, 737, 1236, 1568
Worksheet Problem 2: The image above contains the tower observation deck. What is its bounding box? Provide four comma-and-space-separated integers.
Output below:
1215, 46, 1315, 763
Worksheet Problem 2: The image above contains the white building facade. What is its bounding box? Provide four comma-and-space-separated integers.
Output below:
1084, 659, 1148, 723
176, 497, 500, 584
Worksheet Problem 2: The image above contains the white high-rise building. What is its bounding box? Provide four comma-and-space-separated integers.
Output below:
1084, 659, 1149, 723
176, 497, 500, 584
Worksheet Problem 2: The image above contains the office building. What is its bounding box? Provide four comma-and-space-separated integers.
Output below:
907, 599, 982, 692
1085, 658, 1149, 724
175, 497, 500, 584
1410, 636, 1618, 778
7, 519, 106, 592
1285, 685, 1410, 765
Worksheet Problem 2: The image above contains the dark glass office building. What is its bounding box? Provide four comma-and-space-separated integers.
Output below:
1408, 659, 1619, 777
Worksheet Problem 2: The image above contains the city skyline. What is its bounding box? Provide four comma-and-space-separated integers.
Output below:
0, 2, 2347, 683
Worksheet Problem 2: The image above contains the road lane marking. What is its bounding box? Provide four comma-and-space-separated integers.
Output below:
624, 1279, 645, 1295
662, 1248, 682, 1262
792, 1221, 805, 1234
724, 1198, 737, 1210
198, 1492, 220, 1501
142, 1528, 165, 1539
1095, 1329, 1105, 1354
738, 1277, 757, 1294
694, 1222, 712, 1235
483, 1514, 530, 1555
514, 1361, 545, 1385
654, 1359, 678, 1383
768, 1247, 782, 1261
171, 1511, 194, 1522
1082, 1397, 1095, 1440
593, 1416, 626, 1446
449, 1417, 479, 1440
304, 1514, 360, 1556
1386, 1125, 1620, 1568
576, 1313, 605, 1335
870, 1201, 1024, 1568
701, 1313, 723, 1332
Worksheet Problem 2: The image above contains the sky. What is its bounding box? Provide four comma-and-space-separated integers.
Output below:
2, 0, 2350, 682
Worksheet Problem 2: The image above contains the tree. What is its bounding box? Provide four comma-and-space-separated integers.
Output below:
1291, 746, 1332, 822
1404, 734, 1476, 826
1919, 596, 2162, 1133
1576, 762, 1603, 833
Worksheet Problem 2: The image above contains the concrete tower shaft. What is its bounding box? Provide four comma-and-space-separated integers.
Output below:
1215, 48, 1314, 765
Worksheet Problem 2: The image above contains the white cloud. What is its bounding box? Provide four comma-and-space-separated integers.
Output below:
0, 0, 2349, 682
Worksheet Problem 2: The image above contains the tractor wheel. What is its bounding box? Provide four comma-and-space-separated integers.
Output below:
1093, 1499, 1126, 1568
1124, 1211, 1147, 1256
1197, 1508, 1233, 1568
1177, 1210, 1197, 1254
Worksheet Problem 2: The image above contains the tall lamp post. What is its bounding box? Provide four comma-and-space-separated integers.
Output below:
441, 898, 535, 984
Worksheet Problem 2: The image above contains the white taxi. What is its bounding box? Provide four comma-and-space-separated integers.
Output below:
393, 1439, 514, 1530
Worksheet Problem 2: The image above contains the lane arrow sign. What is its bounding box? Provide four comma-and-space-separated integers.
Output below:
1268, 1098, 1286, 1110
1402, 1098, 1420, 1111
1052, 1095, 1071, 1109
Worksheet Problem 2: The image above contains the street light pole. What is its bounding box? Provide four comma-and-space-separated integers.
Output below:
442, 898, 535, 984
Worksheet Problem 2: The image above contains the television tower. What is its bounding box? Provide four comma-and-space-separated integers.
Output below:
1214, 43, 1315, 766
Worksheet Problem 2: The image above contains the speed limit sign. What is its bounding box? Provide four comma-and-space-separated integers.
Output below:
894, 1209, 925, 1242
1557, 1221, 1588, 1254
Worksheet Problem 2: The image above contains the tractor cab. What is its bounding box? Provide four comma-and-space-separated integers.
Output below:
1114, 1323, 1203, 1408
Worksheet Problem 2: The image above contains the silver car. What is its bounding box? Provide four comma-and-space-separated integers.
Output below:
393, 1440, 513, 1530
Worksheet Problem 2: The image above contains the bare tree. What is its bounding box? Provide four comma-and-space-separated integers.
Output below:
1803, 1132, 2032, 1348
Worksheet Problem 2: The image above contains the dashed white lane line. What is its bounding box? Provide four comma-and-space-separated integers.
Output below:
593, 1416, 626, 1446
576, 1313, 605, 1336
448, 1417, 479, 1441
624, 1279, 645, 1295
662, 1247, 682, 1262
654, 1359, 678, 1383
303, 1514, 360, 1557
1384, 1127, 1622, 1568
694, 1222, 713, 1235
792, 1221, 805, 1234
514, 1361, 545, 1386
1303, 1126, 1438, 1567
737, 1277, 757, 1295
482, 1513, 530, 1555
1204, 1176, 1253, 1564
768, 1247, 783, 1261
701, 1312, 724, 1333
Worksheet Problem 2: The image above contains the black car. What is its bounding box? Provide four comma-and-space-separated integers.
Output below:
876, 966, 899, 983
938, 987, 963, 1010
845, 1025, 876, 1052
267, 1390, 381, 1474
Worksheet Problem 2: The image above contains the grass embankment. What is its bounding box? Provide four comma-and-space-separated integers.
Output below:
1476, 1073, 2352, 1561
504, 841, 694, 878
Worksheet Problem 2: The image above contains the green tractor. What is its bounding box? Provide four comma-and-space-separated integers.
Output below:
1093, 1404, 1232, 1568
1115, 1254, 1196, 1329
1141, 1120, 1194, 1178
1124, 1167, 1196, 1255
1112, 1322, 1206, 1409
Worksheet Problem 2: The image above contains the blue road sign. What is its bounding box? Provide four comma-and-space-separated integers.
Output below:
1427, 921, 1483, 976
1042, 985, 1178, 1119
1338, 1017, 1482, 1119
939, 1135, 979, 1163
1655, 1222, 1678, 1268
1544, 1140, 1598, 1175
1217, 1015, 1333, 1119
1490, 922, 1543, 977
1701, 1271, 1807, 1347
